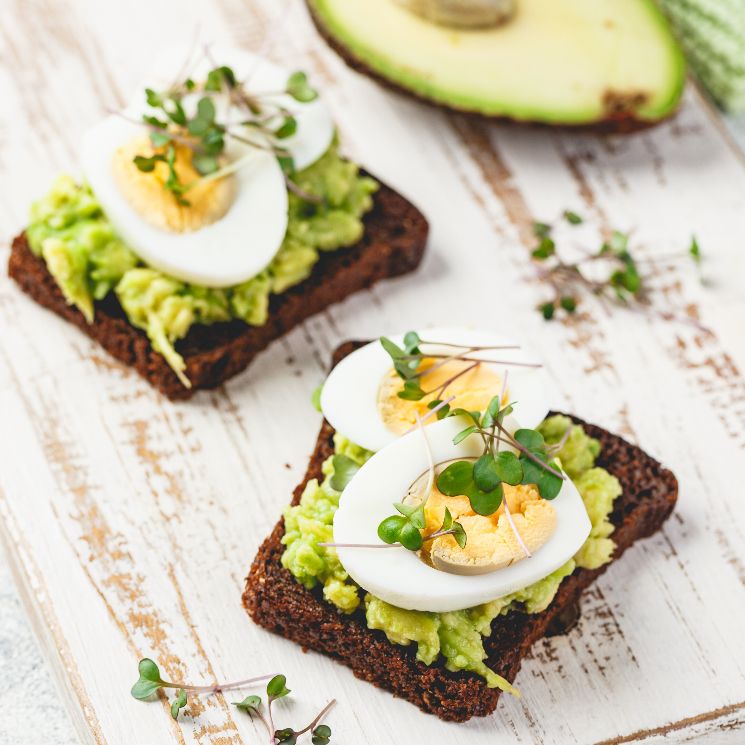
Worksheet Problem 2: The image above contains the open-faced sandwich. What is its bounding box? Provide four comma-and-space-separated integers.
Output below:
244, 328, 678, 721
9, 45, 428, 399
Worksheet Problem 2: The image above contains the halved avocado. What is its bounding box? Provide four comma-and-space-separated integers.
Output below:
307, 0, 686, 128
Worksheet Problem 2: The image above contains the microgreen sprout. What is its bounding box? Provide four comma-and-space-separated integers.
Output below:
131, 658, 277, 719
233, 675, 335, 745
322, 396, 563, 556
329, 454, 360, 492
320, 332, 561, 557
129, 48, 321, 203
531, 217, 704, 323
379, 332, 539, 404
131, 660, 334, 741
311, 384, 323, 413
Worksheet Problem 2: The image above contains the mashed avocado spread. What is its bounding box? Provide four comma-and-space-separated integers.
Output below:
26, 144, 378, 384
281, 415, 621, 689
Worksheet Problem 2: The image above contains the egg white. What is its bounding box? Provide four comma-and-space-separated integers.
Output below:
81, 43, 336, 288
333, 416, 591, 613
320, 326, 553, 453
81, 115, 288, 287
136, 44, 335, 171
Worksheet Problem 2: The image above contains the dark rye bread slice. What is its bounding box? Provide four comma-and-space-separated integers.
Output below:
304, 2, 672, 134
8, 180, 427, 400
243, 342, 678, 722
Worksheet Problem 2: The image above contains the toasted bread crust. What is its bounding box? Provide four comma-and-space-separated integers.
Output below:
8, 182, 428, 399
243, 342, 678, 722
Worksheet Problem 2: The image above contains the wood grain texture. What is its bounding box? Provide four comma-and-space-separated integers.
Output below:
0, 1, 744, 743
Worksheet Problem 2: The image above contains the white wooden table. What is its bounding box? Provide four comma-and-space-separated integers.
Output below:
1, 2, 745, 743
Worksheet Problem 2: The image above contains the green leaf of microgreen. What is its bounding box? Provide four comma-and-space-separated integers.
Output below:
377, 514, 406, 544
133, 154, 165, 173
610, 264, 641, 294
440, 507, 453, 531
398, 521, 423, 551
233, 694, 262, 716
311, 384, 323, 412
560, 296, 577, 313
380, 336, 405, 360
689, 235, 701, 264
452, 425, 478, 445
143, 114, 168, 129
403, 331, 421, 353
187, 117, 210, 136
192, 154, 220, 175
493, 451, 523, 485
531, 237, 555, 260
480, 394, 503, 428
286, 71, 318, 103
277, 153, 295, 174
563, 210, 583, 225
514, 429, 545, 453
394, 502, 425, 529
450, 408, 482, 427
436, 460, 503, 516
437, 461, 473, 496
533, 221, 551, 238
428, 399, 450, 419
312, 724, 332, 745
539, 301, 555, 320
171, 689, 187, 720
167, 100, 187, 126
205, 65, 236, 91
473, 454, 501, 492
397, 379, 425, 401
469, 483, 503, 516
145, 88, 163, 107
609, 230, 629, 253
149, 130, 172, 147
267, 675, 291, 700
521, 457, 563, 500
451, 521, 467, 549
275, 728, 298, 745
197, 96, 216, 124
131, 658, 165, 700
329, 454, 360, 492
275, 116, 298, 139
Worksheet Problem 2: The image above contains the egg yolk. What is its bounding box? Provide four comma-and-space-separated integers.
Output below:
111, 136, 235, 233
405, 467, 557, 575
377, 359, 504, 435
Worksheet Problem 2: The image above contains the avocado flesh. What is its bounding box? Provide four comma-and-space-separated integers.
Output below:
309, 0, 686, 125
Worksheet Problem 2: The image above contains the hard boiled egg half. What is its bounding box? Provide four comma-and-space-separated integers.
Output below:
81, 44, 335, 288
333, 416, 591, 612
320, 326, 552, 452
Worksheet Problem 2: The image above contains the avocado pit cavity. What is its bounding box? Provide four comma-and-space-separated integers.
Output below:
394, 0, 515, 29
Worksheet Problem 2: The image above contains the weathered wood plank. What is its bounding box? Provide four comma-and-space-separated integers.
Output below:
1, 1, 744, 743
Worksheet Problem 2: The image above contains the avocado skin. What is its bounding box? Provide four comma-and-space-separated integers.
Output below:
305, 0, 686, 133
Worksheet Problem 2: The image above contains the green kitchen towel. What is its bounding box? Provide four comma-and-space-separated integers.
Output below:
660, 0, 745, 111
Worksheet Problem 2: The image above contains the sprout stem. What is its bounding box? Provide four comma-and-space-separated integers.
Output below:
417, 341, 520, 351
317, 542, 401, 549
416, 412, 435, 506
481, 426, 566, 481
402, 396, 455, 435
164, 673, 277, 694
401, 354, 541, 369
501, 496, 531, 558
294, 699, 337, 736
